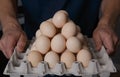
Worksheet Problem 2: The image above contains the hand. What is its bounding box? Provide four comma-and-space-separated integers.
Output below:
93, 22, 119, 54
0, 23, 27, 58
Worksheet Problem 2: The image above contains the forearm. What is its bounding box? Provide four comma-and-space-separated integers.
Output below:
0, 0, 20, 32
100, 0, 120, 27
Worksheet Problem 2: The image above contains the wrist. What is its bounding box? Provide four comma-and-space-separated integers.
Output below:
0, 15, 22, 33
98, 15, 117, 28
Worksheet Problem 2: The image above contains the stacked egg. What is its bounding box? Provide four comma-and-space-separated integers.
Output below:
27, 10, 92, 69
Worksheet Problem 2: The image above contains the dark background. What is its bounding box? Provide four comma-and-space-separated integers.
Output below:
0, 0, 120, 77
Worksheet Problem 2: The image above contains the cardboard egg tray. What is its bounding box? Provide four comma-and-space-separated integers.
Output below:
4, 38, 117, 77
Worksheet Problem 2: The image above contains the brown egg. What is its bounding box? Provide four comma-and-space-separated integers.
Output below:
77, 49, 92, 68
76, 25, 81, 32
82, 45, 90, 50
47, 18, 52, 22
30, 45, 37, 51
61, 50, 75, 69
76, 32, 84, 42
52, 10, 68, 28
66, 37, 82, 53
35, 35, 50, 54
51, 34, 66, 53
61, 21, 77, 39
27, 50, 43, 67
35, 29, 42, 38
40, 21, 56, 38
44, 51, 59, 68
30, 41, 38, 51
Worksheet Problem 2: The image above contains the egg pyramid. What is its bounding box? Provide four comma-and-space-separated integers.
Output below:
27, 10, 92, 69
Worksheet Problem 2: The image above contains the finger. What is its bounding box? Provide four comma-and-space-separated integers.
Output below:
93, 33, 102, 51
101, 34, 114, 54
16, 34, 27, 52
113, 35, 119, 46
0, 40, 9, 58
113, 36, 119, 53
6, 38, 17, 58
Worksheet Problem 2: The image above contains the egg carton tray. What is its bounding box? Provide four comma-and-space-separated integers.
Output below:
3, 38, 117, 77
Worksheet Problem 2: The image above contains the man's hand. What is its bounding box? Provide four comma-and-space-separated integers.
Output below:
0, 23, 27, 59
93, 21, 119, 54
94, 0, 120, 54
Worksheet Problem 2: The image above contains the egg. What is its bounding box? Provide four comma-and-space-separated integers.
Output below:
76, 25, 81, 32
77, 49, 92, 68
66, 37, 82, 53
35, 29, 42, 38
40, 21, 56, 38
82, 45, 89, 50
30, 41, 37, 51
52, 10, 68, 28
30, 45, 37, 51
27, 50, 43, 67
47, 18, 52, 22
61, 21, 77, 39
80, 36, 88, 46
51, 34, 66, 53
76, 32, 84, 42
44, 51, 59, 68
34, 35, 50, 54
61, 50, 75, 69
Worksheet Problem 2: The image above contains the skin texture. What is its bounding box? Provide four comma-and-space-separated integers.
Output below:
93, 0, 120, 54
0, 0, 27, 58
93, 20, 118, 54
0, 0, 119, 58
0, 24, 27, 58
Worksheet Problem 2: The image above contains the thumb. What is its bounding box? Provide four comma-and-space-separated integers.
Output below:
93, 34, 102, 51
16, 34, 27, 52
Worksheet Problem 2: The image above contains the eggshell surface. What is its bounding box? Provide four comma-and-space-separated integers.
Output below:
40, 21, 56, 38
76, 25, 81, 32
51, 34, 66, 53
77, 49, 92, 68
61, 50, 75, 69
76, 32, 84, 42
44, 51, 59, 68
35, 29, 42, 38
53, 10, 68, 28
27, 50, 43, 67
61, 21, 77, 39
66, 37, 82, 53
35, 35, 50, 54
